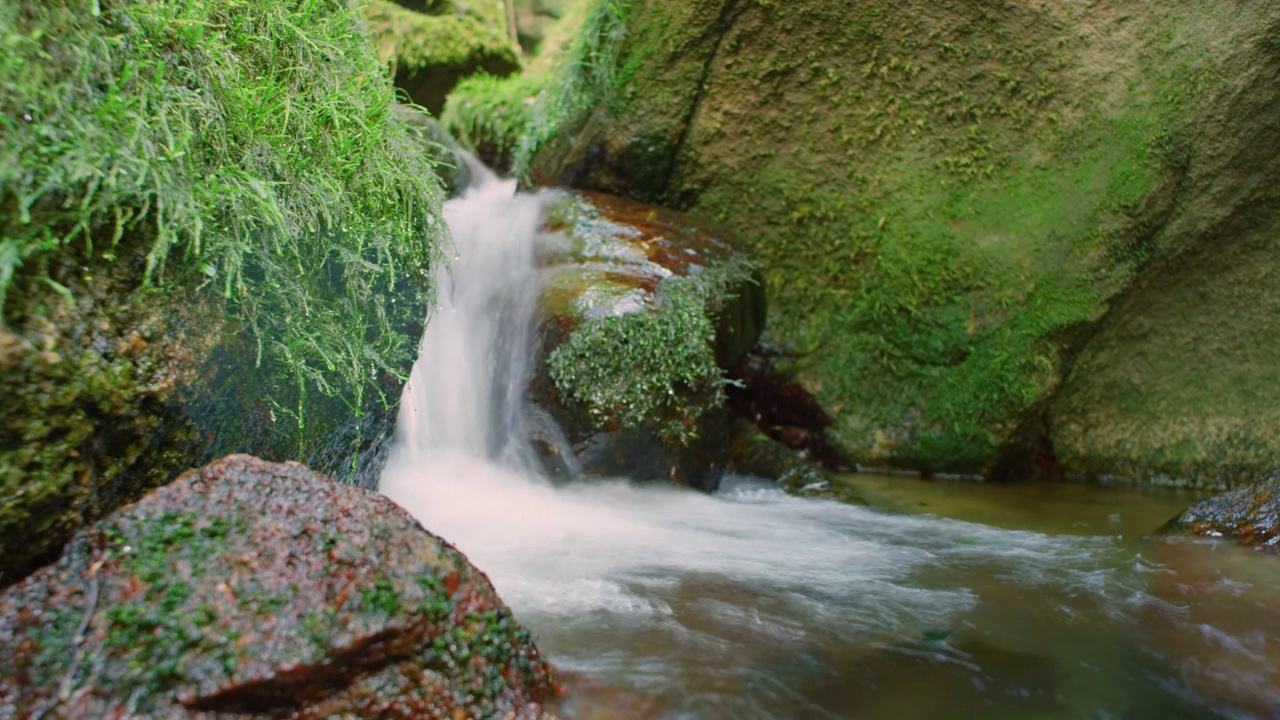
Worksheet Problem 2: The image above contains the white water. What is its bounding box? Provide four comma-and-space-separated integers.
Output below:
379, 165, 1277, 718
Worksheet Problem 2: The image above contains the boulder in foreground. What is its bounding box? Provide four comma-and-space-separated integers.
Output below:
0, 455, 560, 719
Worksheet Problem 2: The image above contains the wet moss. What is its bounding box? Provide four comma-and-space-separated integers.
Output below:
363, 0, 520, 113
548, 257, 754, 445
1, 0, 444, 579
527, 0, 1248, 476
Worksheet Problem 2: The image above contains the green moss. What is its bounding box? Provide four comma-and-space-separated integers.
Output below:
530, 0, 1241, 474
0, 0, 444, 430
363, 0, 518, 72
441, 72, 546, 165
99, 510, 241, 708
438, 0, 631, 174
359, 578, 403, 615
548, 257, 753, 444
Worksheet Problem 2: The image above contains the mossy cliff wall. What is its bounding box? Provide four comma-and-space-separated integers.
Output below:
0, 0, 445, 583
516, 0, 1280, 484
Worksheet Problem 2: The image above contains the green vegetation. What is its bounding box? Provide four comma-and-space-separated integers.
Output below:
441, 0, 631, 172
521, 0, 1241, 474
0, 0, 444, 426
363, 0, 518, 75
102, 511, 242, 707
548, 258, 753, 444
440, 72, 544, 166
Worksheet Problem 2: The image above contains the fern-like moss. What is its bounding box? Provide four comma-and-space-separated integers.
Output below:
0, 0, 446, 428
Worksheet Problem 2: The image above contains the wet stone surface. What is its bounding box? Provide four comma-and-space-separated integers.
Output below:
530, 190, 764, 490
0, 455, 561, 719
1162, 470, 1280, 549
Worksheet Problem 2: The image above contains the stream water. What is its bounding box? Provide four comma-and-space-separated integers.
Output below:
379, 163, 1280, 719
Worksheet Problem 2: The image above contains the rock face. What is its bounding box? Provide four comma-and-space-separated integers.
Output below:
1038, 27, 1280, 489
531, 190, 764, 490
511, 0, 1280, 483
1162, 471, 1280, 548
0, 456, 561, 719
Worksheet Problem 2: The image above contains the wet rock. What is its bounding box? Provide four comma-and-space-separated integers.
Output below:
1161, 471, 1280, 548
727, 348, 851, 472
530, 190, 764, 490
728, 419, 865, 504
0, 455, 561, 719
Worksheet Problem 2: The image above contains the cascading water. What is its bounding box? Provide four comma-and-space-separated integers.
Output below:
379, 162, 1280, 719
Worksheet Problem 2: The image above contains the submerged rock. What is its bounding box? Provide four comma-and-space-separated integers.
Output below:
0, 455, 561, 719
727, 419, 866, 504
530, 191, 765, 490
1161, 471, 1280, 549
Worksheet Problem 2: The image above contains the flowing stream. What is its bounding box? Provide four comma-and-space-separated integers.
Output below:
380, 164, 1280, 719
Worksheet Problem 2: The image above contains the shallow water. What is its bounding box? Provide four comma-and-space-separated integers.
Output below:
384, 458, 1280, 719
380, 161, 1280, 719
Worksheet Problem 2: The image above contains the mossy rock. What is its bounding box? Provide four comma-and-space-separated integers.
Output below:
727, 419, 867, 504
510, 0, 1280, 481
1037, 21, 1280, 489
364, 0, 521, 115
0, 455, 562, 718
530, 190, 764, 489
1, 0, 443, 585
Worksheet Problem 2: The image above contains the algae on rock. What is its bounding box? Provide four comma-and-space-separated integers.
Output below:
531, 190, 763, 489
0, 0, 446, 583
0, 455, 562, 718
479, 0, 1280, 483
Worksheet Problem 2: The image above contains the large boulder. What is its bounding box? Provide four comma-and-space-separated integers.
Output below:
498, 0, 1280, 483
0, 456, 561, 719
1036, 27, 1280, 489
0, 0, 442, 585
530, 190, 764, 490
1161, 470, 1280, 548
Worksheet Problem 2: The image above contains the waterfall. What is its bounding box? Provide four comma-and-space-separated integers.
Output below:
389, 157, 548, 470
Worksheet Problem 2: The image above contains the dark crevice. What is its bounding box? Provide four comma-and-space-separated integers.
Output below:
727, 347, 851, 471
660, 0, 753, 205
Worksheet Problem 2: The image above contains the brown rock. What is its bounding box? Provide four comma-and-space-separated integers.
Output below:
0, 455, 561, 719
1161, 470, 1280, 548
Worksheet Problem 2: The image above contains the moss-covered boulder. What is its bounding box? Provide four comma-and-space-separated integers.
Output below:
531, 191, 764, 489
0, 455, 562, 719
497, 0, 1280, 483
1161, 470, 1280, 549
1, 0, 444, 585
1036, 25, 1280, 489
364, 0, 520, 115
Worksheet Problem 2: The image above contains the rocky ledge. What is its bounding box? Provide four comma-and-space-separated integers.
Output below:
0, 455, 560, 719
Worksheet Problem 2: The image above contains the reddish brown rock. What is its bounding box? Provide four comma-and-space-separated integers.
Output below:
0, 455, 561, 719
1161, 470, 1280, 549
